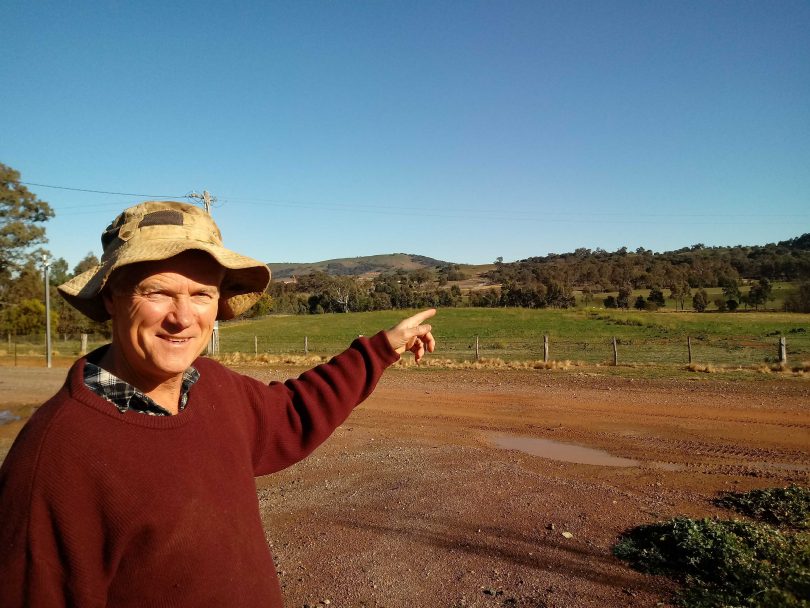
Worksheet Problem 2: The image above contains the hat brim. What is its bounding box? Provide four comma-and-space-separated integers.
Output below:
58, 241, 270, 322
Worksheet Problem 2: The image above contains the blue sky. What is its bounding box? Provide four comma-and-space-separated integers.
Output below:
3, 1, 809, 269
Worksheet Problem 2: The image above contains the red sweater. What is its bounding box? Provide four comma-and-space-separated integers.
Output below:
0, 332, 398, 607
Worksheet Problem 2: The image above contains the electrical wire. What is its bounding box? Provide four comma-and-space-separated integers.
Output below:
20, 181, 188, 200
21, 180, 808, 224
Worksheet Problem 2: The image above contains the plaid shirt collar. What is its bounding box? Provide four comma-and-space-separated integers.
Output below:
83, 362, 200, 416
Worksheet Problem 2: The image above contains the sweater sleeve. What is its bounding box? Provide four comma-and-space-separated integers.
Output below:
235, 331, 399, 476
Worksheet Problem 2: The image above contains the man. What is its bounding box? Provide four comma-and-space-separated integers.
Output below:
0, 201, 435, 607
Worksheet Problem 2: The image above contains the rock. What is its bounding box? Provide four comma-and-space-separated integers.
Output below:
561, 531, 573, 539
546, 523, 555, 530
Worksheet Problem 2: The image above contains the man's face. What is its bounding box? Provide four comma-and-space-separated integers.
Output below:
103, 251, 224, 388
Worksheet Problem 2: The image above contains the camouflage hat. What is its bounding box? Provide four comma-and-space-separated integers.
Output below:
58, 201, 271, 321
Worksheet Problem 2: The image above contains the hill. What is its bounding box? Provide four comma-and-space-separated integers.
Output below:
267, 253, 450, 279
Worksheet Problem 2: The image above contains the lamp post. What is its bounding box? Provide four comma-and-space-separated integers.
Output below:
42, 253, 52, 368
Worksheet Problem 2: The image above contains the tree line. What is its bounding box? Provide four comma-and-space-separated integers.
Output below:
2, 161, 809, 337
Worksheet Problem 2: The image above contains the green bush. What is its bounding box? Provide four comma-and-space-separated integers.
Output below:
715, 485, 810, 530
614, 517, 809, 607
614, 486, 810, 607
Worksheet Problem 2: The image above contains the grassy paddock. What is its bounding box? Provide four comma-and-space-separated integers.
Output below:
217, 308, 810, 368
3, 309, 807, 371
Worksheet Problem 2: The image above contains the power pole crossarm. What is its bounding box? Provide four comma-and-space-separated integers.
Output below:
188, 190, 217, 214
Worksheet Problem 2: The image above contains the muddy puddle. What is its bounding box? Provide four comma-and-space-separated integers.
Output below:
489, 433, 809, 474
490, 434, 640, 467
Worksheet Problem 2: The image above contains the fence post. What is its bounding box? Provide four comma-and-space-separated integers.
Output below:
475, 335, 480, 361
778, 336, 787, 365
254, 335, 258, 356
304, 336, 308, 355
80, 334, 88, 356
612, 337, 618, 366
687, 336, 692, 364
543, 335, 549, 363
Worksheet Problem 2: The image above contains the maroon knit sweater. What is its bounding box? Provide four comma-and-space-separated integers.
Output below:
0, 332, 399, 608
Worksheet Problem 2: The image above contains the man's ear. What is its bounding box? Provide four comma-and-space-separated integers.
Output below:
102, 287, 116, 317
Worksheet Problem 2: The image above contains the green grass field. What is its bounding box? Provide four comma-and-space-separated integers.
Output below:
217, 308, 810, 367
4, 307, 807, 370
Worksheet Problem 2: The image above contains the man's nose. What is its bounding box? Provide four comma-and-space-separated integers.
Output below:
166, 297, 193, 328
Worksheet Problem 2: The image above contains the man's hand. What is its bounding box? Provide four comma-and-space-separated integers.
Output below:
385, 308, 436, 364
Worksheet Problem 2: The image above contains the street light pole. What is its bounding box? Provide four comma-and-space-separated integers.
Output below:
42, 253, 52, 368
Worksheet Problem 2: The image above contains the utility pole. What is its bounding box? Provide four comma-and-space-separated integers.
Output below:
188, 190, 216, 214
188, 190, 219, 355
42, 253, 52, 368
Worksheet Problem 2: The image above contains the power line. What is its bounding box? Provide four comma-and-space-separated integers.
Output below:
20, 181, 188, 199
22, 180, 808, 224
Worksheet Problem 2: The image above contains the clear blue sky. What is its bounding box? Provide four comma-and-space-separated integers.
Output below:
4, 1, 809, 270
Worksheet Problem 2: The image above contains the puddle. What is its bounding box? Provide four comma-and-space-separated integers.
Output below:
490, 434, 809, 474
490, 433, 640, 467
0, 410, 20, 425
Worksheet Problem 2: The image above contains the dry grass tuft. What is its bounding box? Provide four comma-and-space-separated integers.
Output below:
215, 352, 328, 366
791, 361, 810, 374
686, 363, 718, 373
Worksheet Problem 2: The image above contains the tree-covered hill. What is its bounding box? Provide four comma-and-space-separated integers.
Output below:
486, 235, 810, 292
267, 253, 447, 279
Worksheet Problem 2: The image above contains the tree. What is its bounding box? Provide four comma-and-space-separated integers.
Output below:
747, 278, 773, 310
634, 295, 646, 310
617, 285, 632, 309
604, 295, 618, 308
669, 281, 691, 311
785, 282, 810, 313
73, 252, 100, 275
0, 163, 54, 274
241, 294, 273, 318
720, 276, 741, 301
647, 287, 666, 308
692, 289, 709, 312
0, 298, 58, 335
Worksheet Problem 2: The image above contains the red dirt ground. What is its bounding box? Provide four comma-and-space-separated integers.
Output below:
1, 364, 808, 607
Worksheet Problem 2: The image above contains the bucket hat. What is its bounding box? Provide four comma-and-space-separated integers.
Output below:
58, 201, 271, 321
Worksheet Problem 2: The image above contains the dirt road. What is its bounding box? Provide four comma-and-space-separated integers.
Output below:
1, 364, 808, 607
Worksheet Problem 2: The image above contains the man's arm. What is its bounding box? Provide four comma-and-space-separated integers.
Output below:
233, 309, 436, 476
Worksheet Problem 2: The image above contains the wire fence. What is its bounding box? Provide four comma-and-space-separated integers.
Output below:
2, 331, 807, 368
213, 332, 808, 367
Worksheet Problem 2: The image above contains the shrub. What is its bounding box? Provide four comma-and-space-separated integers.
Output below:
614, 517, 810, 607
715, 485, 810, 530
614, 486, 810, 607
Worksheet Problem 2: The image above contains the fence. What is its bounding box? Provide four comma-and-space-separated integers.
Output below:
213, 332, 809, 367
2, 331, 807, 369
0, 332, 108, 365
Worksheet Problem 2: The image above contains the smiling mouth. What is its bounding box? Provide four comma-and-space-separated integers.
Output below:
160, 336, 193, 344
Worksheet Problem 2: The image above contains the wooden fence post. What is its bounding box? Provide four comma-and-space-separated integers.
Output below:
612, 337, 618, 366
543, 335, 549, 363
778, 336, 787, 365
475, 335, 480, 361
687, 336, 692, 364
254, 335, 258, 356
304, 336, 309, 355
80, 333, 88, 356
